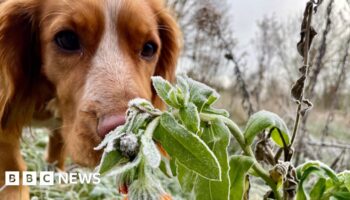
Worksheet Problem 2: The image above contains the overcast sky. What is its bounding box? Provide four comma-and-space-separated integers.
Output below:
229, 0, 306, 47
229, 0, 349, 45
225, 0, 348, 67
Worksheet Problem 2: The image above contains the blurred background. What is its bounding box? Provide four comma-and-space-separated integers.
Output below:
168, 0, 350, 171
26, 0, 350, 199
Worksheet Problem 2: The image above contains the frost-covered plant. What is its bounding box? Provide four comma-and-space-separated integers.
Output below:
95, 75, 349, 200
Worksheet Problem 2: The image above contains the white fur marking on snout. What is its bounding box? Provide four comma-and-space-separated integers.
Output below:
83, 0, 129, 102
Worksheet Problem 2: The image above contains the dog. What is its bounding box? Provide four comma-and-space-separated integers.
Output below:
0, 0, 180, 198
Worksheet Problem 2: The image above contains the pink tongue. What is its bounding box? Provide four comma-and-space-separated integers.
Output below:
97, 115, 126, 138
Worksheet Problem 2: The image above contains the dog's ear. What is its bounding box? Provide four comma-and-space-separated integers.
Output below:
150, 0, 181, 108
0, 0, 45, 132
154, 7, 181, 82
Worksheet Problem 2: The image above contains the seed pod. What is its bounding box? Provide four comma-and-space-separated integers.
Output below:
119, 134, 139, 158
269, 162, 289, 184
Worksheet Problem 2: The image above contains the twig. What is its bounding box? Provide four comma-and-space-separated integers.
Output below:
294, 0, 330, 165
219, 33, 255, 116
290, 103, 302, 147
275, 128, 290, 161
306, 0, 334, 99
330, 149, 345, 169
307, 141, 350, 150
290, 1, 315, 147
320, 32, 350, 140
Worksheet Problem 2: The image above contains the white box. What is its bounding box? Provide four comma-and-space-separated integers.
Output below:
23, 171, 37, 186
39, 171, 54, 185
5, 171, 19, 186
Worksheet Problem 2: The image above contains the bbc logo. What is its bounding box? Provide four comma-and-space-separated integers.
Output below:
5, 171, 100, 186
5, 171, 54, 186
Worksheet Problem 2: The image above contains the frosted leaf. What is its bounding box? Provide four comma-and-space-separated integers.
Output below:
141, 135, 161, 168
94, 127, 125, 150
105, 155, 142, 177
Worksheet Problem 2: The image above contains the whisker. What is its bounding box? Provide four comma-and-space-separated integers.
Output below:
151, 7, 169, 18
46, 123, 74, 133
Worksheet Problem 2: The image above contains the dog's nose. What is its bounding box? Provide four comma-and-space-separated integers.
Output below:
97, 114, 126, 138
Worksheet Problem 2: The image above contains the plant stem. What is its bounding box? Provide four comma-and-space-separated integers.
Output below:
199, 113, 282, 200
290, 104, 302, 146
253, 164, 283, 200
290, 1, 314, 147
199, 113, 245, 147
246, 148, 283, 200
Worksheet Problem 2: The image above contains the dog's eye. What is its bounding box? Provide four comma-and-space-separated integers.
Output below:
141, 42, 158, 59
54, 31, 81, 52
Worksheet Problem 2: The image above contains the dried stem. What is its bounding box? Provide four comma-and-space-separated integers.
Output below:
218, 32, 255, 117
306, 0, 334, 98
290, 1, 314, 148
307, 141, 350, 150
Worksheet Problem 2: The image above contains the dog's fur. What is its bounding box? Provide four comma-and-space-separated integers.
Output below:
0, 0, 180, 198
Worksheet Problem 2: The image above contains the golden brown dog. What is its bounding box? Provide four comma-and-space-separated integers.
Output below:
0, 0, 180, 198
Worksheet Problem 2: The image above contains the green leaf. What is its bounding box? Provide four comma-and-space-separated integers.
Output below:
159, 157, 176, 178
170, 157, 177, 176
297, 161, 338, 183
194, 119, 231, 200
97, 150, 128, 175
186, 77, 220, 112
202, 106, 230, 117
297, 166, 325, 200
296, 184, 308, 200
321, 166, 339, 183
167, 88, 182, 108
130, 112, 152, 133
152, 76, 179, 108
141, 135, 161, 168
296, 161, 340, 200
338, 171, 350, 191
94, 128, 125, 151
177, 162, 197, 194
244, 110, 290, 147
104, 155, 142, 176
153, 112, 221, 180
179, 102, 200, 133
128, 98, 157, 113
177, 76, 190, 106
229, 155, 255, 200
333, 192, 350, 199
310, 178, 326, 200
159, 160, 171, 178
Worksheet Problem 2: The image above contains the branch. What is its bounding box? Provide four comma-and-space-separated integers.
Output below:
307, 141, 350, 150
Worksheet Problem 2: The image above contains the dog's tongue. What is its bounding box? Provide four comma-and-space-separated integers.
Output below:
97, 115, 126, 138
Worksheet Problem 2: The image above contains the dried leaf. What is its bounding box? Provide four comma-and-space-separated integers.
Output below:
297, 2, 317, 57
291, 75, 306, 101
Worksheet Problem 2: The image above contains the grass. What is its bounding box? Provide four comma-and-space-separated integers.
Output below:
21, 129, 184, 200
21, 129, 121, 200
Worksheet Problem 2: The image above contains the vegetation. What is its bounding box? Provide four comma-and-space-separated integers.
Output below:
169, 0, 350, 170
94, 74, 349, 200
23, 0, 350, 199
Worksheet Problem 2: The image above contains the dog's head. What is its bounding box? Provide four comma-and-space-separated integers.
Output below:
0, 0, 180, 166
